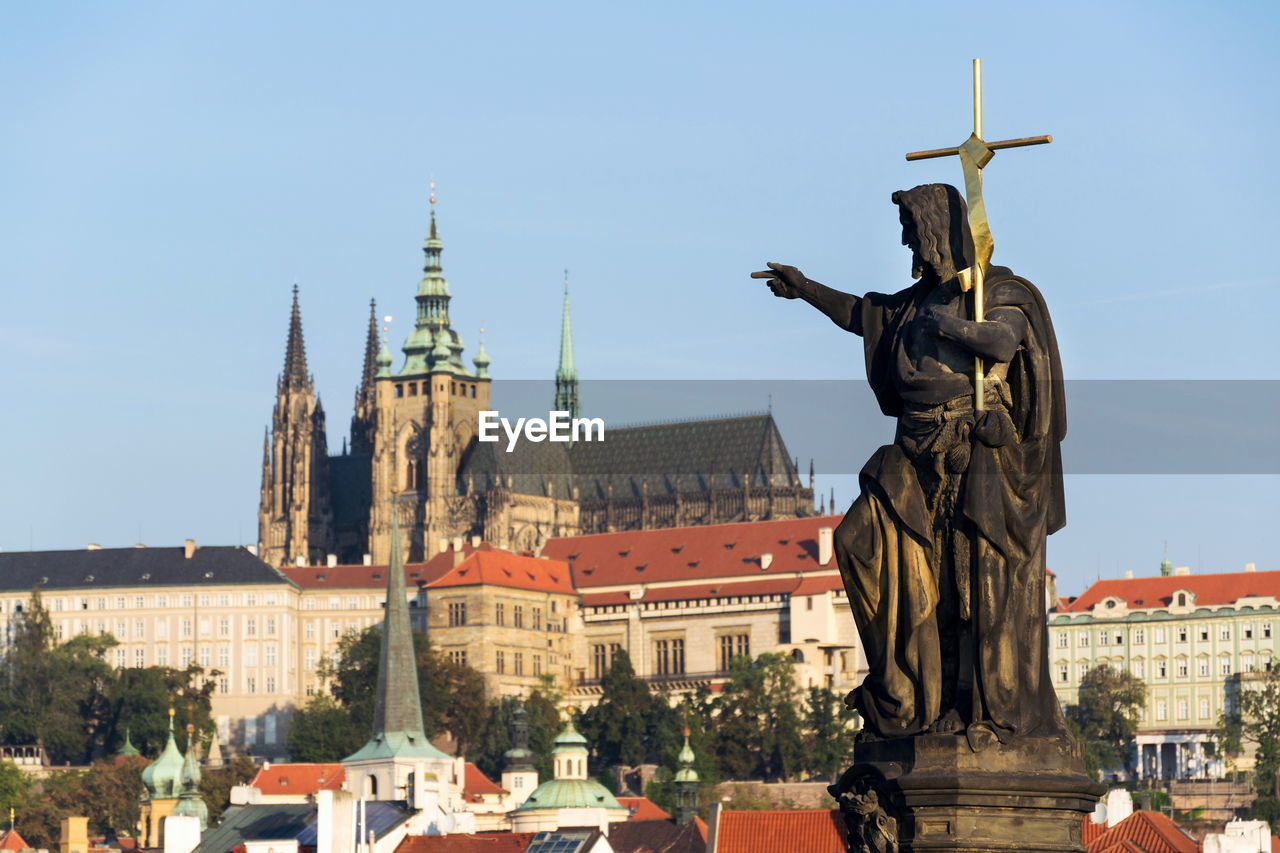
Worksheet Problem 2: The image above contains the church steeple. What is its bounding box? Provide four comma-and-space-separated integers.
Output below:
401, 183, 463, 375
554, 272, 579, 420
282, 284, 310, 391
351, 299, 380, 455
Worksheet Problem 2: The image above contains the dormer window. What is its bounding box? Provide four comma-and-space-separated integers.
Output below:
1177, 593, 1187, 607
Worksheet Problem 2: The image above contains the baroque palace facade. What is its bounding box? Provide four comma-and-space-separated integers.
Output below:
257, 199, 815, 568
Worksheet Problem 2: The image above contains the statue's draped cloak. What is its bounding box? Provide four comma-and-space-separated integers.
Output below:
836, 266, 1067, 742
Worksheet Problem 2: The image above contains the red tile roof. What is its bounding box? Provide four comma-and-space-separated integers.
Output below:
426, 551, 574, 595
1057, 569, 1280, 613
542, 515, 843, 589
714, 809, 847, 853
618, 797, 672, 821
0, 830, 29, 851
282, 544, 507, 589
250, 763, 346, 795
396, 833, 536, 853
1085, 810, 1199, 853
464, 762, 507, 797
581, 577, 804, 607
792, 573, 844, 595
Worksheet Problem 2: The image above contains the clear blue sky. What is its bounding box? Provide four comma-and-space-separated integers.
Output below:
2, 1, 1276, 598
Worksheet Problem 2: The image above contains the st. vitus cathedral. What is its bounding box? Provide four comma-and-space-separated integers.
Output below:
257, 198, 816, 567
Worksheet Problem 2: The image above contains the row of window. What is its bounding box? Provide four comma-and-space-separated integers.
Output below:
110, 643, 280, 668
393, 380, 479, 398
1, 592, 280, 613
588, 633, 752, 680
494, 650, 544, 677
302, 596, 385, 611
1056, 654, 1266, 684
1056, 622, 1273, 648
444, 600, 565, 631
586, 594, 785, 616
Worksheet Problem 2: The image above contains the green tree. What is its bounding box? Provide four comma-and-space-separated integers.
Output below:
1218, 668, 1280, 829
77, 756, 147, 835
107, 665, 216, 759
1065, 666, 1146, 775
579, 651, 656, 768
472, 689, 562, 782
287, 695, 363, 762
319, 625, 488, 752
802, 687, 859, 781
0, 589, 117, 763
0, 761, 30, 814
17, 769, 85, 849
712, 653, 804, 781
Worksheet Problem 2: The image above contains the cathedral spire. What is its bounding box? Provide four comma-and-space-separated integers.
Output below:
351, 299, 380, 455
400, 183, 461, 375
360, 299, 379, 397
373, 507, 425, 738
282, 284, 309, 390
554, 271, 579, 420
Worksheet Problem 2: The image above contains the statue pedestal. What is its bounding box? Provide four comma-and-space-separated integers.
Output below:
831, 733, 1105, 853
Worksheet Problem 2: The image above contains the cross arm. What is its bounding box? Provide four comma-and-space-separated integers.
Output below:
905, 134, 1052, 162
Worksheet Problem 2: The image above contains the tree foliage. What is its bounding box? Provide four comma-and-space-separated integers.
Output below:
199, 755, 258, 825
315, 624, 488, 757
712, 653, 805, 781
1065, 666, 1146, 775
1218, 668, 1280, 829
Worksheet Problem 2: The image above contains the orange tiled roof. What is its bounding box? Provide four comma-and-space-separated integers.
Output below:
0, 829, 30, 851
1083, 816, 1108, 846
543, 515, 844, 589
250, 763, 346, 795
426, 551, 574, 595
281, 543, 507, 589
1086, 810, 1199, 853
1058, 569, 1280, 613
618, 796, 672, 820
464, 762, 507, 797
692, 817, 708, 842
581, 577, 804, 607
396, 833, 536, 853
714, 809, 847, 853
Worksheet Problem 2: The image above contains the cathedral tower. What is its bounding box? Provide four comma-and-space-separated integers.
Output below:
350, 299, 380, 455
369, 189, 493, 564
258, 286, 333, 567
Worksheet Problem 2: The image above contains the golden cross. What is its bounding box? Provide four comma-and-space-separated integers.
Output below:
905, 59, 1052, 409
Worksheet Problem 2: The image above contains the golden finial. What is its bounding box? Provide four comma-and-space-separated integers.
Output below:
429, 179, 437, 206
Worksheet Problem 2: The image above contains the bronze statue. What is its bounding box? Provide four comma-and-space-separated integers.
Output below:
752, 183, 1067, 751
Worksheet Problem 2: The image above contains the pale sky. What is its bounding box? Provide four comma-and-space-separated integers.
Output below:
2, 1, 1276, 597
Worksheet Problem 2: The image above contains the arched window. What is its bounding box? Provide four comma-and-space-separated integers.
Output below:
791, 649, 805, 663
366, 774, 378, 798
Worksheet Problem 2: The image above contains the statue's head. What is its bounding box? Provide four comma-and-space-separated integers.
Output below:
891, 184, 974, 282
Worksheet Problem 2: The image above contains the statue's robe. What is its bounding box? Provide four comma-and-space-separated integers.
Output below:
834, 265, 1067, 743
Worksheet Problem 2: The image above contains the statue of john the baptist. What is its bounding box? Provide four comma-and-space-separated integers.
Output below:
753, 183, 1068, 750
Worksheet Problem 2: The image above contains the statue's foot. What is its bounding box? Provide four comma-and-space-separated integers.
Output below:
965, 722, 999, 753
844, 686, 861, 712
929, 709, 964, 734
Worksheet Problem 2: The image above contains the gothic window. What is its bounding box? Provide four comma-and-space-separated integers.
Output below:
514, 652, 523, 676
448, 601, 466, 626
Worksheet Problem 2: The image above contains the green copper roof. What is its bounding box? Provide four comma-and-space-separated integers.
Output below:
674, 732, 698, 783
551, 718, 588, 755
556, 278, 577, 382
142, 713, 185, 799
344, 509, 450, 763
172, 744, 208, 828
118, 728, 140, 757
514, 779, 627, 813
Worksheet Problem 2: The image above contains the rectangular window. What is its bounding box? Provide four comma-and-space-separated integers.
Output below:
134, 648, 145, 668
1157, 660, 1168, 678
1177, 699, 1188, 720
199, 618, 210, 637
220, 594, 231, 607
199, 646, 210, 667
180, 646, 193, 666
115, 648, 126, 668
219, 618, 230, 637
265, 676, 276, 694
1113, 630, 1123, 645
533, 654, 542, 676
1221, 625, 1232, 641
495, 602, 505, 626
449, 649, 467, 667
199, 594, 210, 608
246, 594, 257, 607
265, 644, 277, 667
181, 594, 193, 608
1056, 632, 1068, 648
1134, 660, 1146, 678
1134, 628, 1145, 644
1221, 659, 1232, 676
347, 597, 358, 611
116, 597, 126, 610
1177, 627, 1188, 643
181, 618, 192, 638
448, 602, 467, 627
1199, 659, 1210, 676
305, 621, 316, 639
115, 620, 126, 639
1057, 663, 1069, 683
514, 606, 524, 629
1200, 698, 1211, 718
1267, 623, 1274, 639
1156, 700, 1168, 721
156, 646, 169, 667
1198, 626, 1209, 641
218, 677, 228, 694
135, 620, 146, 639
496, 650, 506, 674
1078, 632, 1089, 647
514, 652, 524, 676
1099, 630, 1109, 646
245, 717, 257, 743
1246, 624, 1255, 639
157, 595, 169, 608
218, 646, 229, 668
266, 618, 277, 636
157, 620, 169, 639
1077, 662, 1089, 681
246, 645, 258, 667
304, 650, 316, 669
246, 676, 256, 694
304, 598, 317, 611
1177, 660, 1188, 677
533, 607, 543, 629
592, 644, 608, 680
264, 713, 277, 743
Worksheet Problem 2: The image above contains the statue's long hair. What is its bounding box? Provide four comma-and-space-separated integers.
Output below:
891, 184, 975, 282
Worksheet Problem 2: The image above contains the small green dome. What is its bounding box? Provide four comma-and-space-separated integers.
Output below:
141, 715, 185, 800
552, 718, 588, 755
514, 779, 627, 813
118, 728, 140, 758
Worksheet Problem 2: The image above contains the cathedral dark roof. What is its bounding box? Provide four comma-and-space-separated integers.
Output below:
329, 453, 372, 528
0, 545, 289, 592
457, 413, 803, 500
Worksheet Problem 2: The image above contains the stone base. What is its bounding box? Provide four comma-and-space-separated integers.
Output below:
830, 733, 1106, 853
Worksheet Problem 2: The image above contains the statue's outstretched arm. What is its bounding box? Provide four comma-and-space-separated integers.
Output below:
750, 262, 863, 334
923, 305, 1027, 363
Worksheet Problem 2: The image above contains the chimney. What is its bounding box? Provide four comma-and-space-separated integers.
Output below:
326, 553, 337, 568
362, 553, 372, 566
760, 553, 773, 570
818, 527, 834, 566
1124, 570, 1134, 579
246, 544, 258, 557
438, 538, 449, 556
87, 543, 102, 551
184, 539, 196, 560
453, 547, 465, 568
452, 536, 464, 553
1173, 565, 1191, 576
295, 554, 305, 567
471, 535, 481, 548
1246, 562, 1257, 573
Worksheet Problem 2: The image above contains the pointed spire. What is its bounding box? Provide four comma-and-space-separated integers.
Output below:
282, 284, 309, 390
359, 299, 379, 395
674, 725, 699, 825
373, 508, 426, 738
400, 184, 458, 374
554, 271, 579, 420
172, 725, 208, 828
119, 727, 140, 757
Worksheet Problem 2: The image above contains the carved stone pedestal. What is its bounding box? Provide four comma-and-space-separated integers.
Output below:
830, 733, 1106, 853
